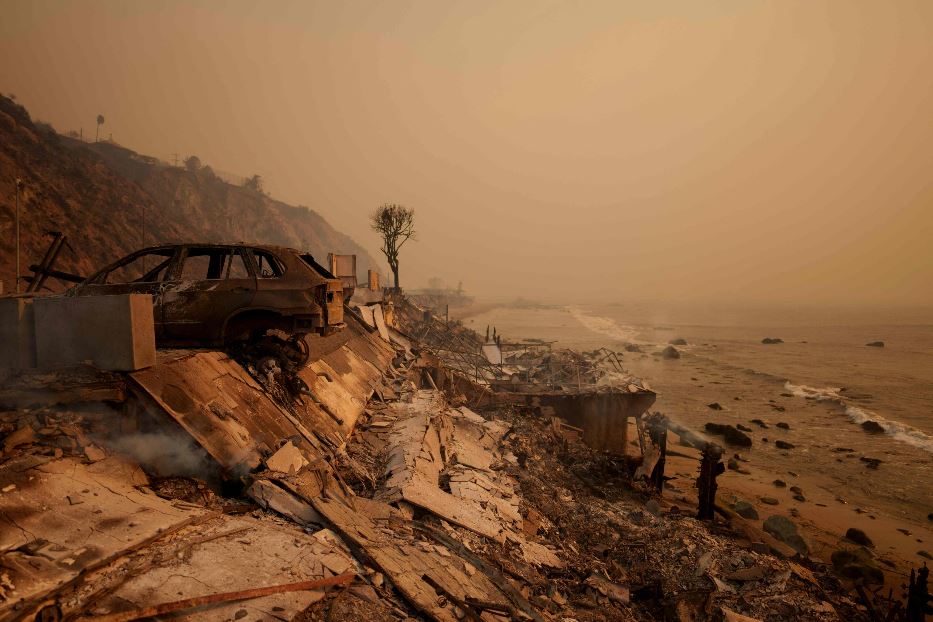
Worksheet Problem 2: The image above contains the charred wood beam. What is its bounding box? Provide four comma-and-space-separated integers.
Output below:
696, 444, 725, 521
25, 266, 85, 284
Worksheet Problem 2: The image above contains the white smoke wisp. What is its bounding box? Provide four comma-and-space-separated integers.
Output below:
106, 430, 220, 481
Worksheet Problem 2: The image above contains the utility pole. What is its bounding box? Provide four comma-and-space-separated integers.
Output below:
14, 178, 22, 293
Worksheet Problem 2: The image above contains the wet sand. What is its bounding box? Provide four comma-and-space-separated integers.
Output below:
456, 303, 933, 581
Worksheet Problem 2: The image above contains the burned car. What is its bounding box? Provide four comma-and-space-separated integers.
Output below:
69, 243, 345, 346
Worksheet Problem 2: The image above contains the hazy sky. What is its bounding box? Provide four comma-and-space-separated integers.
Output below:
2, 1, 932, 305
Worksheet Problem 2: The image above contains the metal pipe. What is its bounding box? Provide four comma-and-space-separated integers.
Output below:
14, 178, 21, 293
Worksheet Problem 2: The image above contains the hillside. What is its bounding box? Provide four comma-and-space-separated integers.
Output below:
0, 95, 378, 292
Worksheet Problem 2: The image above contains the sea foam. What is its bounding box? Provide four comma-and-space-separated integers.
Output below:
785, 382, 933, 454
567, 307, 641, 344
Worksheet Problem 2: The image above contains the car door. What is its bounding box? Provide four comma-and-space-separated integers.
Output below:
72, 248, 178, 340
160, 247, 257, 344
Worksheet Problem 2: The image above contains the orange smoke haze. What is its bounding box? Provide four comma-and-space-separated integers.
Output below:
2, 1, 932, 306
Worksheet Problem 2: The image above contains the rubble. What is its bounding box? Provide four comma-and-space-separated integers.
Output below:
0, 292, 905, 620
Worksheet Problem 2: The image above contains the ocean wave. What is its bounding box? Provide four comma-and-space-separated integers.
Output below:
785, 382, 933, 454
567, 307, 641, 344
784, 383, 844, 402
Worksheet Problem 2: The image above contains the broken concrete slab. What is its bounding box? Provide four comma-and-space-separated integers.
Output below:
0, 296, 36, 369
33, 293, 156, 371
298, 313, 396, 438
247, 478, 323, 526
373, 390, 562, 567
0, 456, 207, 618
77, 516, 360, 622
130, 350, 326, 477
266, 440, 309, 474
0, 364, 125, 409
311, 495, 526, 622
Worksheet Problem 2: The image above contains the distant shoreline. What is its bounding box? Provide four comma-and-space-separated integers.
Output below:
460, 301, 933, 581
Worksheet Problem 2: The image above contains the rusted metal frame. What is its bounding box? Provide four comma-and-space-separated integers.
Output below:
26, 266, 85, 284
427, 319, 496, 377
446, 347, 499, 381
420, 324, 488, 383
77, 573, 356, 622
26, 232, 68, 292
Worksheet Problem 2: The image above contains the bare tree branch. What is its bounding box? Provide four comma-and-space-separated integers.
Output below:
370, 203, 416, 289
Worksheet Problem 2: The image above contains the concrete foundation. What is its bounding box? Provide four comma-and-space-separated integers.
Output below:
0, 296, 37, 369
33, 294, 156, 371
515, 389, 656, 455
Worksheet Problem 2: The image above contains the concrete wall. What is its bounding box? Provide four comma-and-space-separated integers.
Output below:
32, 294, 156, 371
515, 389, 657, 455
0, 297, 37, 369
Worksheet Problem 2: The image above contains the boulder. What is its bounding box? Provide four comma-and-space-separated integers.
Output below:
750, 419, 768, 428
733, 500, 759, 520
775, 440, 795, 450
704, 423, 752, 447
727, 458, 740, 471
661, 345, 680, 359
761, 337, 784, 344
861, 420, 885, 434
845, 528, 874, 547
725, 427, 752, 447
865, 341, 884, 348
736, 424, 752, 432
776, 422, 791, 430
669, 338, 688, 346
860, 457, 882, 469
760, 497, 779, 506
707, 402, 723, 410
773, 479, 787, 488
624, 343, 642, 353
831, 548, 884, 584
763, 515, 809, 555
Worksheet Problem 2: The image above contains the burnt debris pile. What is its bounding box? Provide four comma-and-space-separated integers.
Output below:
0, 292, 917, 621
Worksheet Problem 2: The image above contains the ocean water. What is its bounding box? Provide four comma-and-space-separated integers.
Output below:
462, 301, 933, 522
581, 301, 933, 441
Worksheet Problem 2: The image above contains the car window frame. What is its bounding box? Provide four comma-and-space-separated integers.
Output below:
172, 246, 257, 281
248, 248, 287, 279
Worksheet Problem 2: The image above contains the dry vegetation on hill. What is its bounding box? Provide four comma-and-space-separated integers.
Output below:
0, 95, 377, 291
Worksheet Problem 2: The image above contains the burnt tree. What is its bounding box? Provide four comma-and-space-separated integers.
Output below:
370, 203, 415, 290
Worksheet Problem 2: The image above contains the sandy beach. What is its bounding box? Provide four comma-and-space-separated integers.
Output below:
456, 302, 933, 582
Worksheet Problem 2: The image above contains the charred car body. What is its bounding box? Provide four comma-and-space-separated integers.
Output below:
69, 243, 345, 346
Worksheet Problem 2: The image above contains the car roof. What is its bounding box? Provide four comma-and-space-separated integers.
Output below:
132, 243, 307, 255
